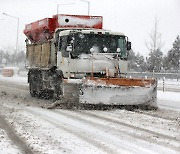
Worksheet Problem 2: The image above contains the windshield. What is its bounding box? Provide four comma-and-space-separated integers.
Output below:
70, 33, 127, 59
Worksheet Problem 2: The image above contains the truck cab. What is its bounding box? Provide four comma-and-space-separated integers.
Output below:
56, 29, 131, 78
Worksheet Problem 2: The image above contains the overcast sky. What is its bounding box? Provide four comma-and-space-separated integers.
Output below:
0, 0, 180, 56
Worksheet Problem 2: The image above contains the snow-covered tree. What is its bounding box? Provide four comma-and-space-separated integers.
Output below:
0, 47, 25, 67
145, 18, 164, 72
128, 50, 147, 72
164, 36, 180, 71
147, 49, 163, 72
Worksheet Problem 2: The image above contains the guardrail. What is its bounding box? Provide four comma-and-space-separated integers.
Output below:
127, 72, 180, 80
127, 72, 180, 92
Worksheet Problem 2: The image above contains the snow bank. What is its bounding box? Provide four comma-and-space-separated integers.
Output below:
158, 91, 180, 102
157, 90, 180, 110
0, 74, 27, 85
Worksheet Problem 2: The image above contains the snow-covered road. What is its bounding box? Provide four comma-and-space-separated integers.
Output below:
0, 75, 180, 154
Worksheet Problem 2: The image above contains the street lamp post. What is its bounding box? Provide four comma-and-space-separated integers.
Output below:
2, 13, 19, 62
80, 0, 90, 15
57, 3, 75, 14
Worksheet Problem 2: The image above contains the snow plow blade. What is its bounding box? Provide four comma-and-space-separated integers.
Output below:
63, 78, 157, 109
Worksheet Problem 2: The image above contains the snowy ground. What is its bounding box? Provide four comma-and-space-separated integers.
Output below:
0, 74, 180, 154
158, 91, 180, 111
0, 74, 27, 85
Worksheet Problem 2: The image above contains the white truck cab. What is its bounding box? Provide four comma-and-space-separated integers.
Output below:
56, 29, 130, 78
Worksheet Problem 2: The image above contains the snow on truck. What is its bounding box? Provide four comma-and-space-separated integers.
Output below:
24, 14, 157, 108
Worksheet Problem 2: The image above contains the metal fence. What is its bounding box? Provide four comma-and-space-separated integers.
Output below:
127, 72, 180, 80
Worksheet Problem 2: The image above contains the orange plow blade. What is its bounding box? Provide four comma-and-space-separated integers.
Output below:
86, 77, 156, 87
78, 77, 157, 108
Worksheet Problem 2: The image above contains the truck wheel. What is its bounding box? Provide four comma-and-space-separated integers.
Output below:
54, 79, 63, 99
35, 81, 43, 98
53, 70, 63, 100
29, 81, 36, 97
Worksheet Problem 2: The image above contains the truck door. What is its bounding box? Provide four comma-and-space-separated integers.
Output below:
57, 35, 71, 78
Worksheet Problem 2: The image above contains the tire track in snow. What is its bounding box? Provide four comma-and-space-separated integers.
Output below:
55, 109, 180, 153
25, 107, 119, 154
134, 109, 180, 121
26, 107, 157, 154
76, 110, 180, 150
80, 110, 180, 141
0, 111, 34, 154
27, 107, 180, 154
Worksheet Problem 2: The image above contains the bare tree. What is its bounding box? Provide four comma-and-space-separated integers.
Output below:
145, 17, 164, 52
145, 17, 164, 72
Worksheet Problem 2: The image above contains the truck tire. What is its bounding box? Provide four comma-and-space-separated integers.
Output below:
29, 70, 42, 98
29, 80, 36, 97
36, 79, 43, 98
53, 70, 63, 99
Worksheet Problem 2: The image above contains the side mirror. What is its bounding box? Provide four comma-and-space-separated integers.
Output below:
66, 45, 72, 52
127, 41, 131, 50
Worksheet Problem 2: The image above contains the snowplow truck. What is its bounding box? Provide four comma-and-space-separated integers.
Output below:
24, 14, 157, 108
